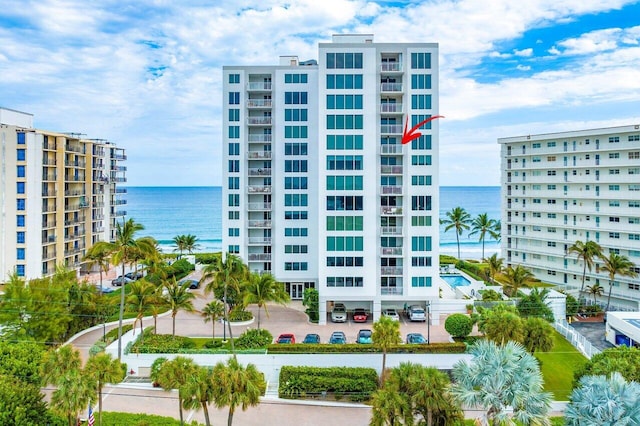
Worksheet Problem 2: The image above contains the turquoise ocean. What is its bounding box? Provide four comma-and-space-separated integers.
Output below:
124, 186, 500, 260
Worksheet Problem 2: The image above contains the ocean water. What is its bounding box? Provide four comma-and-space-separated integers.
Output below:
124, 186, 501, 259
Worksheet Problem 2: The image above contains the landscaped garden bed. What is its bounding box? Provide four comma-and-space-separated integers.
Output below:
279, 366, 378, 402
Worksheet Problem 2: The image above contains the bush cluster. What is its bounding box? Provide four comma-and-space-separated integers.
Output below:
279, 366, 378, 402
235, 328, 273, 349
132, 334, 196, 354
267, 342, 467, 354
445, 314, 474, 338
145, 258, 195, 284
228, 309, 253, 322
455, 260, 489, 282
195, 253, 219, 264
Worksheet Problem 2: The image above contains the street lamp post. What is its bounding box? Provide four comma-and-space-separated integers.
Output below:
427, 301, 431, 343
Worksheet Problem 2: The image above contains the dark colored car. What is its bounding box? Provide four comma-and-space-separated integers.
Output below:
302, 333, 320, 344
111, 276, 132, 286
406, 333, 428, 344
179, 279, 199, 289
356, 329, 373, 344
329, 331, 347, 344
352, 308, 368, 323
125, 271, 144, 281
276, 333, 296, 344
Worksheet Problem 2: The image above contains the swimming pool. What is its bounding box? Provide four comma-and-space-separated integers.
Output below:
441, 274, 472, 287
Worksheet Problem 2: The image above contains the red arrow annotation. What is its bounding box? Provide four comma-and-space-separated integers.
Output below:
401, 115, 444, 145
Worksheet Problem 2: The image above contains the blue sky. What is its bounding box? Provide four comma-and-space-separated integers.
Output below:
1, 0, 639, 186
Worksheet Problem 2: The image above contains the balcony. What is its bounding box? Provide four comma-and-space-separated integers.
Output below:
111, 165, 127, 172
248, 134, 272, 143
93, 160, 105, 169
248, 220, 272, 228
43, 141, 57, 150
381, 287, 404, 295
381, 83, 402, 92
248, 237, 272, 245
380, 165, 403, 175
381, 206, 403, 216
42, 220, 56, 228
248, 253, 272, 261
381, 185, 403, 195
247, 151, 272, 159
93, 226, 104, 233
43, 172, 57, 181
380, 124, 403, 134
247, 185, 271, 193
65, 175, 85, 182
115, 188, 127, 194
42, 205, 57, 213
380, 103, 403, 114
113, 210, 127, 217
248, 168, 271, 176
247, 99, 272, 108
65, 189, 86, 197
381, 226, 403, 236
65, 144, 85, 154
43, 235, 56, 244
247, 117, 272, 126
381, 247, 403, 256
381, 267, 403, 275
380, 144, 403, 154
42, 189, 57, 197
93, 213, 104, 220
42, 250, 57, 261
65, 160, 86, 168
380, 63, 402, 72
112, 152, 127, 161
65, 216, 85, 226
247, 202, 271, 211
247, 82, 272, 91
43, 158, 57, 166
112, 177, 127, 183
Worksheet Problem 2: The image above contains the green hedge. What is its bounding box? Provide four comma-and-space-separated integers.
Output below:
228, 309, 253, 322
85, 412, 192, 426
131, 334, 196, 354
279, 366, 378, 402
235, 328, 272, 349
267, 342, 466, 354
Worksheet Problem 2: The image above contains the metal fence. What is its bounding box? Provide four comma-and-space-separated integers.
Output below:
553, 319, 601, 359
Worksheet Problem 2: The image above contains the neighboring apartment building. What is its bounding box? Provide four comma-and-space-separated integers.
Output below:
223, 35, 440, 323
0, 107, 127, 280
499, 124, 640, 311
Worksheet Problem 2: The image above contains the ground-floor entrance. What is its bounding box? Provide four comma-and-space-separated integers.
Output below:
285, 281, 315, 300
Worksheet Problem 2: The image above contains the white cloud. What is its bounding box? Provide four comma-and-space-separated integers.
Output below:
516, 64, 531, 71
514, 48, 533, 57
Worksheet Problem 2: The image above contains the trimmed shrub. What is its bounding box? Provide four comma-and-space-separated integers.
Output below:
228, 309, 253, 322
481, 289, 503, 301
267, 342, 466, 354
195, 253, 219, 264
204, 339, 224, 349
235, 328, 272, 349
445, 314, 474, 338
132, 334, 196, 354
279, 366, 378, 402
440, 255, 458, 265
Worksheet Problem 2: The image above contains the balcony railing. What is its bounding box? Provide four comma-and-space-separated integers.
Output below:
248, 237, 272, 245
112, 153, 127, 160
247, 82, 272, 91
43, 158, 57, 166
380, 144, 403, 154
115, 188, 127, 194
381, 63, 402, 72
381, 83, 402, 92
248, 253, 272, 261
380, 103, 403, 113
248, 168, 271, 176
65, 160, 86, 168
380, 124, 403, 134
42, 189, 57, 197
248, 220, 272, 228
247, 99, 272, 108
65, 144, 85, 154
381, 267, 403, 275
42, 250, 57, 261
247, 202, 272, 211
247, 151, 272, 159
381, 247, 403, 256
43, 235, 56, 244
381, 287, 404, 295
43, 172, 57, 181
380, 165, 403, 174
247, 185, 271, 193
65, 189, 86, 196
42, 220, 56, 228
42, 205, 57, 213
113, 210, 126, 217
381, 206, 403, 215
248, 134, 272, 142
247, 117, 272, 125
381, 226, 403, 235
381, 185, 403, 195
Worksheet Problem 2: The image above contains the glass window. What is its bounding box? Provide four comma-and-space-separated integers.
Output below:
411, 52, 431, 69
17, 181, 25, 194
17, 149, 26, 161
228, 92, 240, 104
17, 231, 25, 244
228, 74, 240, 84
16, 265, 25, 276
17, 215, 25, 227
17, 248, 25, 260
17, 199, 26, 210
17, 166, 25, 177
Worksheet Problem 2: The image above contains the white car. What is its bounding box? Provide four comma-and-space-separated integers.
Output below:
382, 309, 399, 321
408, 305, 426, 322
331, 303, 347, 323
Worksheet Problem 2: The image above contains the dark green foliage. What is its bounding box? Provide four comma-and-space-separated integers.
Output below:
194, 253, 219, 264
574, 346, 640, 384
517, 288, 555, 322
150, 357, 167, 385
0, 341, 45, 384
0, 366, 50, 425
454, 260, 488, 282
279, 366, 378, 402
267, 342, 467, 354
145, 258, 195, 284
204, 339, 224, 348
227, 309, 253, 322
235, 328, 273, 349
565, 293, 580, 317
445, 314, 474, 338
95, 411, 188, 425
103, 324, 133, 344
132, 334, 196, 353
439, 255, 458, 264
481, 289, 502, 301
302, 288, 319, 322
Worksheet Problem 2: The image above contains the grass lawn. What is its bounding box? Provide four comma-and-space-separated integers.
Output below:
536, 330, 587, 401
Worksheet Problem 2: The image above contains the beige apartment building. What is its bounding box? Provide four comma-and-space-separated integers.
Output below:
0, 107, 126, 280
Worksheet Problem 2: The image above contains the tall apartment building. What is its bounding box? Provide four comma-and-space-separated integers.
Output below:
499, 125, 640, 311
0, 107, 127, 280
223, 35, 440, 323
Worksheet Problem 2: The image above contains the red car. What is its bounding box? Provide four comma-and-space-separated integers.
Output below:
352, 308, 368, 323
275, 333, 296, 344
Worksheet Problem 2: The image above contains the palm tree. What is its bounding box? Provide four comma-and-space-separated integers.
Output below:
451, 340, 552, 426
41, 344, 82, 386
565, 372, 640, 425
173, 235, 187, 257
90, 218, 156, 360
469, 213, 498, 261
502, 264, 534, 297
585, 283, 604, 306
173, 234, 200, 257
440, 207, 471, 259
212, 357, 266, 426
522, 317, 554, 354
182, 365, 215, 426
201, 300, 225, 341
486, 254, 504, 284
161, 278, 196, 336
125, 280, 160, 340
84, 353, 125, 426
369, 386, 412, 426
372, 315, 402, 384
156, 356, 199, 425
242, 272, 290, 329
200, 252, 247, 355
83, 243, 111, 289
567, 240, 603, 300
600, 252, 638, 311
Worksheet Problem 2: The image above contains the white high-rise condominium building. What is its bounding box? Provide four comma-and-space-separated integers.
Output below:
223, 35, 440, 324
499, 125, 640, 311
0, 107, 127, 280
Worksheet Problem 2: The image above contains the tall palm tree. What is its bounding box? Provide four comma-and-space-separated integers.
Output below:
83, 243, 111, 288
369, 386, 412, 426
126, 280, 160, 340
469, 213, 498, 261
242, 272, 290, 328
502, 264, 534, 297
156, 356, 199, 425
182, 365, 215, 426
201, 300, 225, 341
567, 240, 603, 300
440, 207, 471, 259
90, 218, 156, 360
585, 283, 604, 306
173, 235, 187, 257
161, 278, 196, 336
600, 252, 638, 311
182, 234, 200, 254
84, 353, 125, 426
372, 315, 402, 385
200, 252, 247, 355
486, 254, 504, 284
212, 357, 266, 426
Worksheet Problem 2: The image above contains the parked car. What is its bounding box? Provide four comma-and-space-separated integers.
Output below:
179, 279, 200, 289
125, 271, 144, 281
275, 333, 296, 344
352, 308, 368, 323
408, 305, 426, 322
406, 333, 428, 344
331, 303, 347, 323
356, 329, 373, 344
111, 276, 132, 286
382, 309, 400, 321
99, 286, 115, 294
329, 331, 347, 344
302, 333, 320, 344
